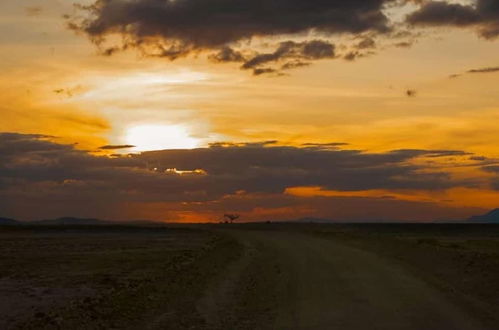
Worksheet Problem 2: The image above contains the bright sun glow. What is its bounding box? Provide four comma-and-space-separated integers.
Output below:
126, 124, 200, 151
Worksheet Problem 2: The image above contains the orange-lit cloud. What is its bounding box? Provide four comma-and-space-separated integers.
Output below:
0, 133, 497, 222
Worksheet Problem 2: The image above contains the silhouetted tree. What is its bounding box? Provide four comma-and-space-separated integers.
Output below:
223, 213, 240, 223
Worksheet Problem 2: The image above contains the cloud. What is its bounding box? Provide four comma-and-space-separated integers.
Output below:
53, 85, 85, 98
406, 89, 417, 97
301, 142, 349, 149
209, 47, 245, 63
482, 165, 499, 190
280, 61, 311, 71
0, 133, 487, 221
99, 144, 135, 150
209, 40, 336, 75
25, 6, 43, 17
71, 0, 392, 48
482, 165, 499, 173
407, 1, 480, 27
355, 37, 377, 49
407, 0, 499, 39
343, 51, 373, 61
65, 1, 499, 75
241, 40, 336, 75
68, 0, 395, 74
468, 66, 499, 73
394, 41, 414, 48
0, 132, 475, 195
448, 65, 499, 78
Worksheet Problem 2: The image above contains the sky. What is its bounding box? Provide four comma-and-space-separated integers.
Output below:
1, 0, 499, 222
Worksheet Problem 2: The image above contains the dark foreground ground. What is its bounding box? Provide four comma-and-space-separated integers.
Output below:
1, 223, 499, 329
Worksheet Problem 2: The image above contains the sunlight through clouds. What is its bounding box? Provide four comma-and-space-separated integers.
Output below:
126, 124, 200, 151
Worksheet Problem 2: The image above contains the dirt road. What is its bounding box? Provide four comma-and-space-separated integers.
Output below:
205, 230, 489, 330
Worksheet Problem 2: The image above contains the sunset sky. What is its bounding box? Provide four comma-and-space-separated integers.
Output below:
2, 0, 499, 222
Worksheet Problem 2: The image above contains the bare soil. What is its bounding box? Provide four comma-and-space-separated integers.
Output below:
2, 223, 499, 329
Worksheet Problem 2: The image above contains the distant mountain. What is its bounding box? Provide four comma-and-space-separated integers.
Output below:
33, 217, 112, 226
468, 209, 499, 223
0, 217, 20, 225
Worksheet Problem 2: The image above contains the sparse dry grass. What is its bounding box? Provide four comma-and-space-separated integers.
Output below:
0, 226, 240, 329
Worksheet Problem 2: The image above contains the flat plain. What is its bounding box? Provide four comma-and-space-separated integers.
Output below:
1, 223, 499, 329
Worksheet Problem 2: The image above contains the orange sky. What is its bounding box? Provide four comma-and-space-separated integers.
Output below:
1, 0, 499, 222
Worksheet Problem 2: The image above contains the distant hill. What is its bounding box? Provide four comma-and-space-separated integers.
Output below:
33, 217, 112, 226
0, 217, 20, 225
468, 209, 499, 223
30, 217, 163, 226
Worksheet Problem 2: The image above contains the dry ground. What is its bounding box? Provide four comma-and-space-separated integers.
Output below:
0, 226, 240, 329
2, 223, 499, 329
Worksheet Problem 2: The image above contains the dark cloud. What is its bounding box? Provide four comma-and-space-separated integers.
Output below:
0, 132, 473, 194
0, 133, 485, 220
407, 0, 499, 39
406, 89, 417, 97
394, 41, 414, 48
252, 68, 278, 76
71, 0, 393, 48
209, 47, 245, 63
301, 142, 349, 149
468, 66, 499, 73
356, 37, 377, 49
301, 40, 337, 58
407, 1, 480, 27
482, 165, 499, 173
209, 40, 335, 74
68, 0, 396, 74
99, 145, 135, 150
343, 49, 376, 61
448, 65, 499, 79
344, 51, 361, 61
280, 61, 311, 71
241, 40, 336, 75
